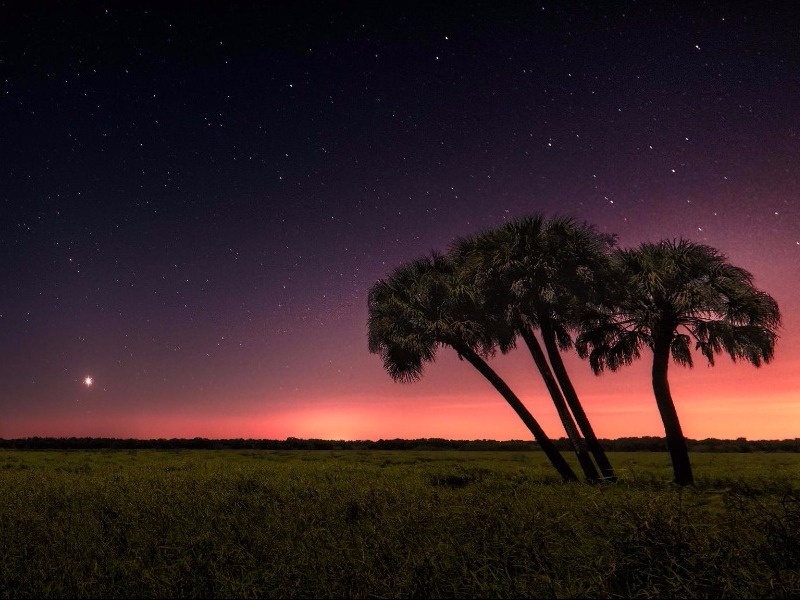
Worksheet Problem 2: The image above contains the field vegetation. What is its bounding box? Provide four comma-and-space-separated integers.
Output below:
1, 449, 798, 598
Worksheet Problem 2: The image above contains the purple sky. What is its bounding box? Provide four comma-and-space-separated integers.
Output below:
2, 2, 798, 440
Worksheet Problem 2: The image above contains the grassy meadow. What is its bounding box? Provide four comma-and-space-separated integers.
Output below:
1, 449, 798, 598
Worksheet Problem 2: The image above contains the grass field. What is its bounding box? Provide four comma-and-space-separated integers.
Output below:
1, 449, 798, 598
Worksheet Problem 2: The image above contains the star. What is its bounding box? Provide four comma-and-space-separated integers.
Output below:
84, 376, 93, 387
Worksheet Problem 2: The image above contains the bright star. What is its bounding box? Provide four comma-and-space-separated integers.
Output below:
84, 376, 93, 387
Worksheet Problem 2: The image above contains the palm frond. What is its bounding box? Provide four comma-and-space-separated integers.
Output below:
580, 238, 781, 370
670, 334, 693, 367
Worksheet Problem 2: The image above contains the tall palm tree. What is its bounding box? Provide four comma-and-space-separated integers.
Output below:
576, 239, 781, 486
368, 253, 579, 482
452, 215, 616, 481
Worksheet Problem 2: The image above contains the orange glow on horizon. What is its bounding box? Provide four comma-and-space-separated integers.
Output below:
4, 386, 798, 441
4, 322, 797, 441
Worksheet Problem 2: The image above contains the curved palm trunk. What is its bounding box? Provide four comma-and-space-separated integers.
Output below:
519, 328, 600, 483
538, 320, 617, 482
652, 336, 694, 486
455, 345, 579, 482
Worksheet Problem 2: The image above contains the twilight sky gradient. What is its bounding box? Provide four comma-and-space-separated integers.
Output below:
2, 2, 798, 440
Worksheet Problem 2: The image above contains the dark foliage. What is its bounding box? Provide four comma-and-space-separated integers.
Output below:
1, 436, 798, 452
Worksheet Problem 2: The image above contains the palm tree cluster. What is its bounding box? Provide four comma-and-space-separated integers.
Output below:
367, 215, 781, 486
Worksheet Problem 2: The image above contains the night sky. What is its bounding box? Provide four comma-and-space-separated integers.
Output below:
2, 2, 798, 440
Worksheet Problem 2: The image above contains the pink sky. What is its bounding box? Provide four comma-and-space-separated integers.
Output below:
7, 331, 797, 441
3, 229, 797, 442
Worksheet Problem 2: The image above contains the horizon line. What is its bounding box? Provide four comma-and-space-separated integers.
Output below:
2, 435, 798, 443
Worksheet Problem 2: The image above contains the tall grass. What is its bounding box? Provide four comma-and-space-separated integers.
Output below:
1, 450, 798, 598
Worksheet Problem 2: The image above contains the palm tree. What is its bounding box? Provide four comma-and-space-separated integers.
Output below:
576, 239, 781, 486
452, 215, 617, 482
368, 253, 579, 482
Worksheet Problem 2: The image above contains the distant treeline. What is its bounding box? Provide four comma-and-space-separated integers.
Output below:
0, 436, 798, 452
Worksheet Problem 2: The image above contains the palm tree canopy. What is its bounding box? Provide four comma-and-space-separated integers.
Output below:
451, 214, 614, 351
576, 239, 781, 373
367, 253, 495, 383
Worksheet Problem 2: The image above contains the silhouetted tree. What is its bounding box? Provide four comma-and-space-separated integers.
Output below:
368, 253, 579, 482
576, 239, 781, 485
453, 215, 616, 482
